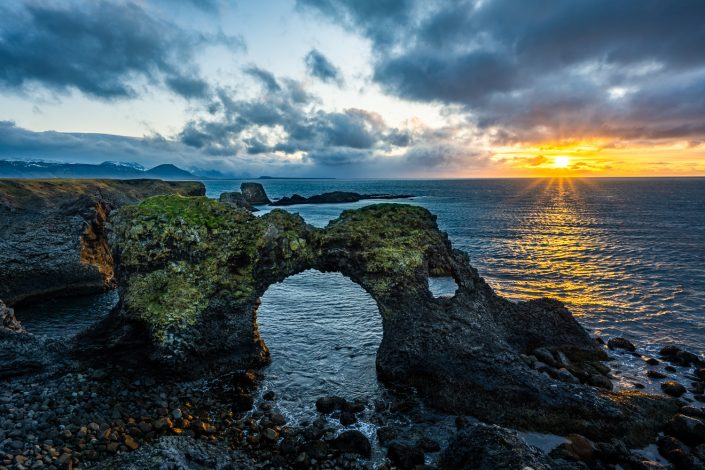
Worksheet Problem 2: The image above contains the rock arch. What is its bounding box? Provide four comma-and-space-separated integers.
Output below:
81, 195, 675, 442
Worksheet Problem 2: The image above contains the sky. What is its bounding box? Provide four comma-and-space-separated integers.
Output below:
1, 0, 704, 178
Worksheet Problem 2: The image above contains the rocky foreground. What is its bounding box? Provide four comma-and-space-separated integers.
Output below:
1, 184, 705, 469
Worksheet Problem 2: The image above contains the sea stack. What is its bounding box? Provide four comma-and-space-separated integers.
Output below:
241, 182, 271, 205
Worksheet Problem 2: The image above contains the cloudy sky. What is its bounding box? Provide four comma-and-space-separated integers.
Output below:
1, 0, 704, 177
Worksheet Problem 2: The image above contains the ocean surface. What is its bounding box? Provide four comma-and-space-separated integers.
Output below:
15, 177, 705, 460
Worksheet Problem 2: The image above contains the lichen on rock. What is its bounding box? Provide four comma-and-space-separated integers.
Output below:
82, 195, 677, 444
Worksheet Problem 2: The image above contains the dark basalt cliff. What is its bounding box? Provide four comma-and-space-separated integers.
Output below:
80, 195, 676, 443
0, 179, 205, 306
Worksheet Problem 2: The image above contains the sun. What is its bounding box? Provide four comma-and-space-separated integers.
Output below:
553, 156, 571, 168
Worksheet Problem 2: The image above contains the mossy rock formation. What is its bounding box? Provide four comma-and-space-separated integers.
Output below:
84, 195, 676, 442
0, 179, 205, 305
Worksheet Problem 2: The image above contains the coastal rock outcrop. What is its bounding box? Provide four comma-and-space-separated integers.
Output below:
219, 191, 258, 211
270, 191, 414, 206
241, 182, 271, 205
0, 179, 205, 305
0, 300, 24, 334
81, 196, 677, 442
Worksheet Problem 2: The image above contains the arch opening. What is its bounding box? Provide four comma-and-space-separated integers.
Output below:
254, 269, 385, 424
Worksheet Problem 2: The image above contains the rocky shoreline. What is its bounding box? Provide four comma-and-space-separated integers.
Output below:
1, 329, 704, 469
1, 181, 704, 469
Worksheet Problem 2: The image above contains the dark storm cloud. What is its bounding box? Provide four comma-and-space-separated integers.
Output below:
0, 1, 238, 100
305, 49, 344, 86
299, 0, 705, 144
176, 67, 487, 174
179, 81, 392, 158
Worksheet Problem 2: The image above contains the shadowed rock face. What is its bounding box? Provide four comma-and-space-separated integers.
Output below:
0, 179, 205, 305
84, 196, 676, 443
240, 182, 271, 205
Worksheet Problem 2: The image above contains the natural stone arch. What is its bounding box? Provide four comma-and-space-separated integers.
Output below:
80, 195, 676, 444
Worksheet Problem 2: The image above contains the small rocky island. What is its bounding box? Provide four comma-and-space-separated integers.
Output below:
270, 191, 414, 206
0, 179, 704, 469
218, 182, 414, 209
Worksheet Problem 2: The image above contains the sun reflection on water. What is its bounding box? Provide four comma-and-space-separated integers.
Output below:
496, 177, 635, 315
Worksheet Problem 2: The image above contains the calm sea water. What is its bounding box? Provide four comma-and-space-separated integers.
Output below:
15, 178, 705, 457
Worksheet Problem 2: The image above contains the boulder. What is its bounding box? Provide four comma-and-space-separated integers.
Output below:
387, 443, 424, 469
664, 414, 705, 447
240, 182, 271, 205
608, 337, 636, 352
438, 424, 556, 469
662, 381, 687, 397
330, 430, 371, 457
0, 300, 24, 333
219, 191, 258, 211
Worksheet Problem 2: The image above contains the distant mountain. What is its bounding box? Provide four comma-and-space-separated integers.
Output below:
145, 164, 194, 179
0, 160, 197, 180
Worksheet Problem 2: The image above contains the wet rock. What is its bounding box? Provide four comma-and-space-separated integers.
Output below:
377, 427, 398, 447
557, 368, 580, 384
263, 428, 279, 441
124, 435, 139, 450
219, 192, 258, 212
662, 381, 687, 397
644, 357, 660, 366
658, 435, 705, 469
439, 424, 555, 469
608, 337, 636, 352
99, 435, 253, 469
0, 301, 24, 333
270, 413, 286, 426
240, 182, 271, 205
694, 445, 705, 463
316, 396, 346, 414
566, 433, 596, 461
660, 346, 701, 367
697, 368, 705, 381
664, 414, 705, 446
533, 347, 560, 368
344, 399, 366, 413
681, 406, 705, 419
417, 436, 441, 453
305, 440, 328, 460
387, 443, 424, 469
330, 431, 371, 457
339, 411, 357, 426
647, 370, 667, 379
263, 390, 276, 401
587, 374, 613, 390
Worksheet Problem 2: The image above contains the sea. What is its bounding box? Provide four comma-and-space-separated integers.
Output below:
15, 177, 705, 462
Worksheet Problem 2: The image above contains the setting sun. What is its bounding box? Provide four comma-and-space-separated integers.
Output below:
553, 156, 571, 168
